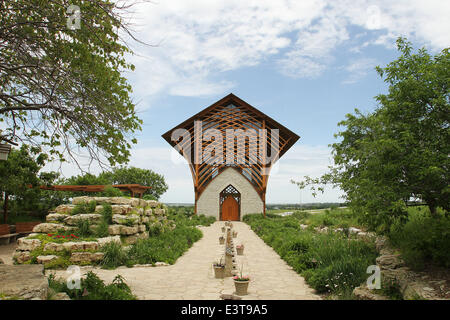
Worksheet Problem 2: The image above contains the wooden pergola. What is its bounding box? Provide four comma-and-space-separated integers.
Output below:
162, 93, 300, 216
36, 184, 151, 198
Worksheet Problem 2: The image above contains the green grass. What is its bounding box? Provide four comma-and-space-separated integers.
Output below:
244, 213, 377, 299
127, 225, 203, 265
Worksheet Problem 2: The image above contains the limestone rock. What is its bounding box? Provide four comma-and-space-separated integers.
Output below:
123, 235, 138, 245
17, 238, 42, 251
13, 251, 31, 264
69, 252, 104, 263
112, 214, 140, 225
353, 285, 389, 300
349, 227, 362, 234
82, 241, 99, 251
299, 224, 308, 230
46, 213, 68, 222
52, 292, 71, 300
146, 200, 159, 208
111, 205, 132, 214
0, 265, 48, 300
32, 223, 68, 234
375, 236, 389, 252
110, 197, 140, 206
138, 231, 149, 239
97, 236, 121, 246
73, 196, 142, 207
72, 196, 94, 205
108, 225, 139, 236
36, 255, 58, 264
62, 241, 84, 251
120, 226, 139, 235
154, 208, 165, 215
144, 209, 153, 216
0, 257, 4, 264
138, 224, 147, 232
376, 254, 405, 269
138, 199, 147, 207
141, 216, 150, 224
54, 204, 74, 214
63, 213, 102, 226
108, 225, 121, 235
44, 242, 65, 252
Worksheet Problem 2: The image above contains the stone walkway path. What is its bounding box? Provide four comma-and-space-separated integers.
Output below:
49, 221, 321, 300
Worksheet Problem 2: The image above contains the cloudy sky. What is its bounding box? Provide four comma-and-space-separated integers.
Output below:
46, 0, 450, 204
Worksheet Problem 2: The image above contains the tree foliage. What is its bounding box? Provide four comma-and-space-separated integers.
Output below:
63, 167, 168, 200
100, 167, 168, 200
296, 38, 449, 232
0, 145, 63, 222
0, 0, 144, 167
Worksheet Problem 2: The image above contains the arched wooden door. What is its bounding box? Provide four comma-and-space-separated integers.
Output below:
220, 184, 240, 221
221, 196, 239, 221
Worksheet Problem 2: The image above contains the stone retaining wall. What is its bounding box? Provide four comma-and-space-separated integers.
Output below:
13, 196, 173, 266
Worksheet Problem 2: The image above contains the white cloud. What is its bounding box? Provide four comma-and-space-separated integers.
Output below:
341, 57, 378, 84
122, 0, 449, 101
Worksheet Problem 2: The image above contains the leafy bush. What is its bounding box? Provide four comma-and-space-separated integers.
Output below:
48, 271, 136, 300
143, 194, 157, 200
389, 208, 450, 270
76, 219, 92, 237
71, 200, 97, 215
99, 186, 124, 197
101, 203, 113, 224
100, 242, 129, 269
94, 220, 109, 238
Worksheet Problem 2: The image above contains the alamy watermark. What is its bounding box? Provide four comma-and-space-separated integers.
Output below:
66, 265, 81, 289
67, 5, 81, 30
366, 265, 381, 289
171, 120, 280, 173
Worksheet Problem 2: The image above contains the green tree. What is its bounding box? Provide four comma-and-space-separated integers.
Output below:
0, 0, 144, 167
0, 145, 48, 223
100, 167, 168, 200
327, 38, 449, 232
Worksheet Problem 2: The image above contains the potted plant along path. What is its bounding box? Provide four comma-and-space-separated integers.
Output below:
233, 268, 250, 295
221, 225, 226, 233
236, 244, 244, 255
213, 258, 225, 279
232, 230, 238, 238
219, 236, 225, 245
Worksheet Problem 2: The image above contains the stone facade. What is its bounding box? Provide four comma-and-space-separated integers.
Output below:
196, 167, 263, 220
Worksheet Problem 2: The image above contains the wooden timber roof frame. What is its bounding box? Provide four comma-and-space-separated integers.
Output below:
162, 93, 300, 216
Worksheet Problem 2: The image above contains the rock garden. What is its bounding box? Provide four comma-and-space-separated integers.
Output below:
13, 196, 174, 268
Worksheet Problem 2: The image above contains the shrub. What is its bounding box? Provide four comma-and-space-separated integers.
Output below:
100, 242, 128, 269
76, 219, 92, 237
94, 220, 109, 238
101, 203, 113, 224
71, 203, 88, 215
71, 200, 97, 215
388, 208, 450, 269
99, 186, 124, 197
48, 271, 136, 300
